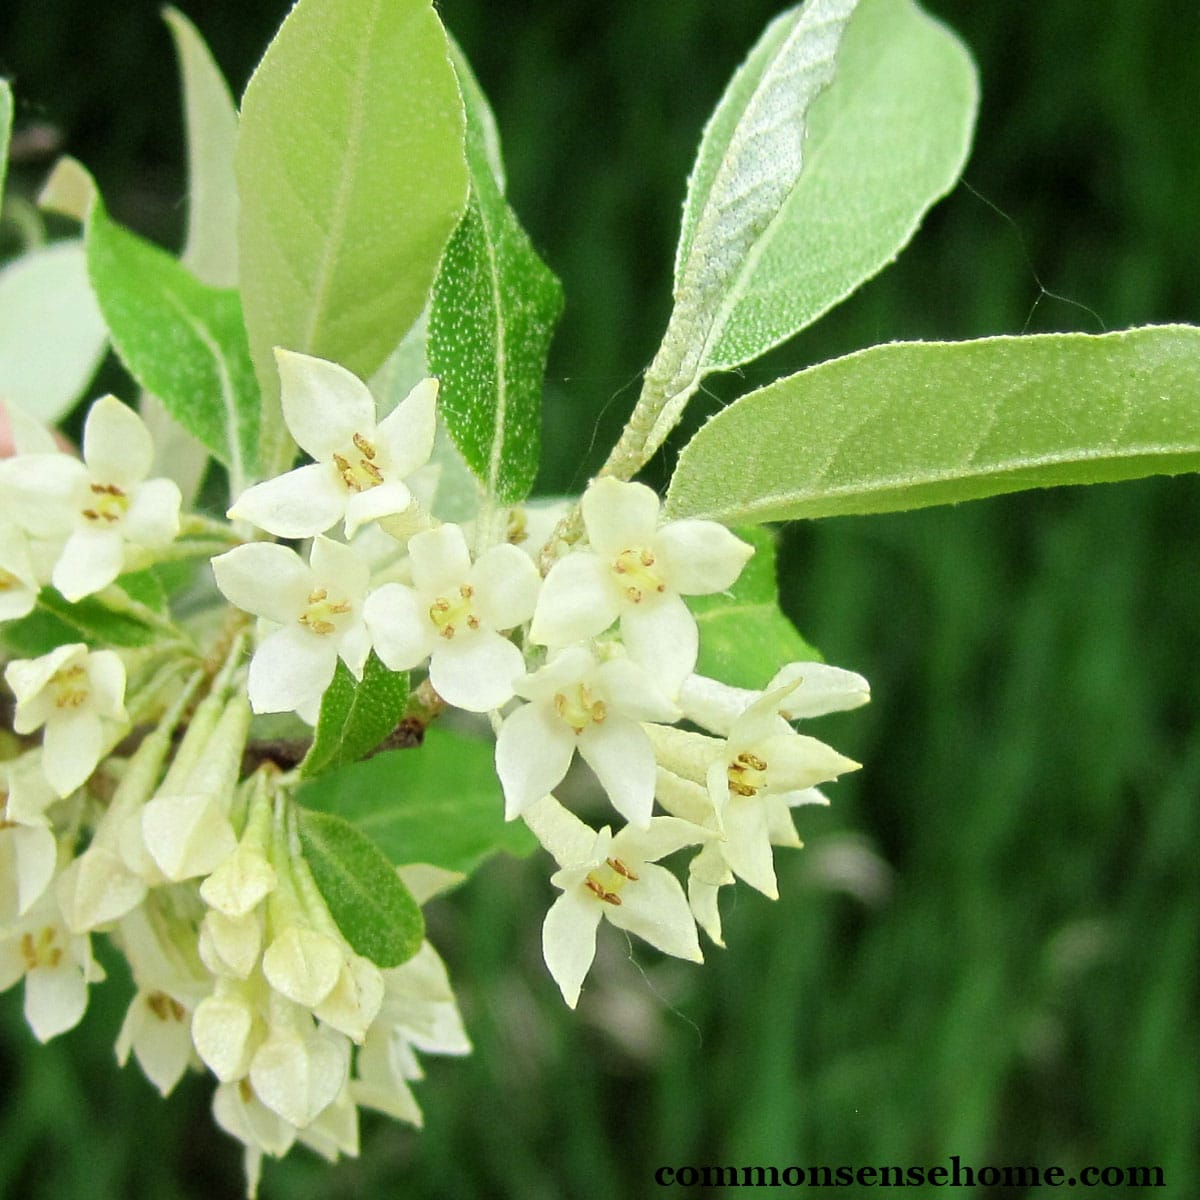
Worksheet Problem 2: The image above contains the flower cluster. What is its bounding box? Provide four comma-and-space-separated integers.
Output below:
0, 349, 867, 1190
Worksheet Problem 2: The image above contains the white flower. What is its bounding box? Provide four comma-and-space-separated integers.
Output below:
364, 523, 539, 712
115, 987, 197, 1097
0, 887, 105, 1042
530, 477, 753, 693
228, 350, 437, 539
495, 645, 679, 825
5, 643, 127, 797
3, 396, 181, 601
212, 537, 373, 715
541, 814, 705, 1008
702, 682, 859, 899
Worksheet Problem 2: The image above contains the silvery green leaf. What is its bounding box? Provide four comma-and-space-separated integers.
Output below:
637, 0, 976, 464
666, 326, 1200, 524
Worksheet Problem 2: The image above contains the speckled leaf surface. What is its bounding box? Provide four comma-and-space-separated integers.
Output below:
667, 326, 1200, 524
427, 54, 563, 505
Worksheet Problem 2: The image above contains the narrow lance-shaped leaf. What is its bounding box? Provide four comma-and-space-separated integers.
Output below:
688, 526, 821, 689
428, 55, 563, 507
300, 653, 409, 779
296, 727, 537, 877
164, 6, 239, 288
237, 0, 469, 478
627, 0, 977, 469
632, 0, 856, 463
85, 187, 260, 490
666, 326, 1200, 524
297, 808, 424, 969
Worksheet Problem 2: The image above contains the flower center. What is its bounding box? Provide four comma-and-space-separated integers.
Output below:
81, 481, 129, 526
727, 750, 769, 798
147, 990, 187, 1024
428, 584, 480, 640
611, 546, 666, 603
584, 856, 639, 906
298, 587, 352, 636
553, 684, 607, 734
50, 664, 90, 710
333, 432, 385, 493
20, 926, 65, 971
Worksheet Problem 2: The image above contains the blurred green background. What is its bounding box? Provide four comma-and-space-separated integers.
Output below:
2, 2, 1198, 1197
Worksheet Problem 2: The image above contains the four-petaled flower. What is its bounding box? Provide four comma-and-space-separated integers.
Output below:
228, 350, 438, 539
212, 537, 373, 717
5, 643, 127, 797
364, 523, 539, 712
530, 477, 753, 693
542, 816, 705, 1008
3, 396, 182, 601
495, 645, 679, 825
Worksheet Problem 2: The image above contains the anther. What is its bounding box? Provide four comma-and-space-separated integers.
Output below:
606, 856, 638, 881
352, 432, 376, 459
585, 878, 623, 905
308, 588, 328, 603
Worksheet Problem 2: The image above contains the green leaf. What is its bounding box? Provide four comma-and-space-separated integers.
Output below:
688, 526, 821, 689
0, 607, 82, 658
666, 326, 1200, 524
428, 59, 563, 506
296, 808, 424, 969
296, 727, 536, 876
300, 653, 409, 779
236, 0, 469, 477
116, 568, 169, 617
0, 242, 109, 424
86, 194, 260, 490
33, 589, 158, 648
640, 0, 977, 462
164, 7, 240, 289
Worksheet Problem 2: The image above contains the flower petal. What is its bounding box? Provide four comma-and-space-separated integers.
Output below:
211, 543, 310, 624
620, 593, 698, 695
428, 630, 524, 712
363, 584, 432, 671
594, 657, 680, 723
42, 707, 103, 796
654, 519, 753, 595
52, 529, 125, 601
542, 887, 604, 1009
768, 661, 871, 717
377, 378, 438, 478
277, 348, 373, 460
309, 535, 370, 602
495, 702, 577, 819
83, 396, 152, 485
227, 463, 347, 539
25, 958, 89, 1042
344, 479, 413, 538
471, 543, 541, 630
529, 552, 619, 646
577, 716, 656, 827
605, 862, 702, 962
84, 650, 127, 720
409, 524, 471, 597
247, 625, 338, 714
719, 793, 778, 899
123, 478, 182, 547
581, 477, 660, 556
